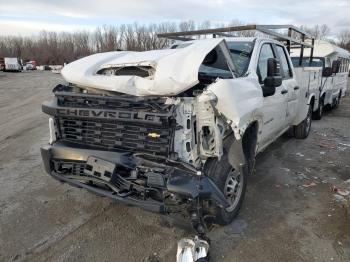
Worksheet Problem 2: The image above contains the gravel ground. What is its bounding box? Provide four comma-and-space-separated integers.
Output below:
0, 71, 349, 262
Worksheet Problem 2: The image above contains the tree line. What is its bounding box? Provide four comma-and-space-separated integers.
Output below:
0, 21, 349, 65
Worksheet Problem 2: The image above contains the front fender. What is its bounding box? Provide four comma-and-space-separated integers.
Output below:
207, 78, 263, 139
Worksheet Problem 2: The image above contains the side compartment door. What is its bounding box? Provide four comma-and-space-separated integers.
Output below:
257, 43, 288, 148
273, 44, 300, 125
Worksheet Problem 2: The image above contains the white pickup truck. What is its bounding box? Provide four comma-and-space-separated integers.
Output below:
41, 25, 318, 231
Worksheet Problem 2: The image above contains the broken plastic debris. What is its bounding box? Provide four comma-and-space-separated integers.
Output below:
337, 189, 350, 196
296, 152, 304, 157
319, 151, 326, 155
303, 182, 317, 188
176, 236, 209, 262
280, 167, 290, 172
338, 146, 347, 151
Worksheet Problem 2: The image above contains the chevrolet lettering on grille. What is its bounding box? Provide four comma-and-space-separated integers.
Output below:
56, 108, 162, 122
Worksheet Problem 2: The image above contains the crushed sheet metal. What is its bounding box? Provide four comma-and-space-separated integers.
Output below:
208, 78, 263, 138
61, 38, 224, 96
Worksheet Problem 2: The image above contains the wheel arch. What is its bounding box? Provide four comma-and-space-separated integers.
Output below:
308, 94, 316, 111
224, 121, 259, 176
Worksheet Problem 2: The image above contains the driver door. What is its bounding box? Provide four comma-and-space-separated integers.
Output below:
257, 43, 288, 149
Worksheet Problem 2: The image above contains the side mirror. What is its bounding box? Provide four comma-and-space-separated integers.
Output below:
322, 67, 333, 77
263, 58, 282, 97
332, 60, 340, 74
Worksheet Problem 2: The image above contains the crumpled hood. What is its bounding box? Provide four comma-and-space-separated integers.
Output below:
61, 38, 224, 96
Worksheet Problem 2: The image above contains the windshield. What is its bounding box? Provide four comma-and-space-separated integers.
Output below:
227, 41, 254, 76
291, 57, 324, 68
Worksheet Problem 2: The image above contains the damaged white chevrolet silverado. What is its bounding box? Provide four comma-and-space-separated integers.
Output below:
41, 25, 318, 233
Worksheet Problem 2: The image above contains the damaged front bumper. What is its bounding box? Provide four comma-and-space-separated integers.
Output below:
41, 142, 229, 215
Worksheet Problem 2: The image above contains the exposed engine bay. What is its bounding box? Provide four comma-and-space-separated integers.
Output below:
41, 82, 239, 225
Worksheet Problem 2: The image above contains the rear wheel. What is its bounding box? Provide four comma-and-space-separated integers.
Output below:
294, 105, 312, 139
334, 92, 341, 109
313, 99, 324, 120
204, 153, 248, 225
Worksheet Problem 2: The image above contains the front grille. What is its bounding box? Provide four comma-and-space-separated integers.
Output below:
57, 117, 173, 155
57, 92, 171, 113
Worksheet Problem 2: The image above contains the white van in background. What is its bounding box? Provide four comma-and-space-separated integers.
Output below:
291, 40, 350, 118
4, 57, 22, 72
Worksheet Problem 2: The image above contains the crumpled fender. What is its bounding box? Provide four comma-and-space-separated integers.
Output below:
207, 78, 264, 139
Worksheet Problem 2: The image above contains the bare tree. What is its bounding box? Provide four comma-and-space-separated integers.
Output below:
337, 30, 350, 50
0, 21, 343, 65
300, 24, 331, 40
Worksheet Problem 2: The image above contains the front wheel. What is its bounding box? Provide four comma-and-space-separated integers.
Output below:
294, 105, 312, 139
204, 153, 248, 225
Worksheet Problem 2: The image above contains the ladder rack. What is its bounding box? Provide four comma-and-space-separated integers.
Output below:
157, 24, 314, 66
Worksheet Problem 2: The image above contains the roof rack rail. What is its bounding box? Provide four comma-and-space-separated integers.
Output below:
157, 24, 314, 66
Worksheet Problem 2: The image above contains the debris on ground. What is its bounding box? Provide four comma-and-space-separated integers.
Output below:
337, 189, 350, 196
296, 172, 308, 180
296, 152, 304, 157
338, 143, 350, 147
334, 194, 347, 203
176, 236, 209, 262
316, 140, 337, 149
320, 151, 326, 155
280, 167, 290, 172
303, 182, 317, 188
331, 186, 349, 194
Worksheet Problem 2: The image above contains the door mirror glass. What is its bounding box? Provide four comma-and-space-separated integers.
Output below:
262, 58, 282, 97
322, 67, 333, 77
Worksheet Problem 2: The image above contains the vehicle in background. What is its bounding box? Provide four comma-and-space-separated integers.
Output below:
291, 41, 350, 119
50, 65, 64, 74
25, 60, 37, 70
0, 57, 5, 71
3, 57, 22, 72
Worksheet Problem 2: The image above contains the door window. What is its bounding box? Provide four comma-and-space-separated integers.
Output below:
257, 44, 275, 84
275, 45, 292, 78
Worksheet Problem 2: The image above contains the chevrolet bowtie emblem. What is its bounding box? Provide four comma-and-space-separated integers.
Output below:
148, 132, 160, 138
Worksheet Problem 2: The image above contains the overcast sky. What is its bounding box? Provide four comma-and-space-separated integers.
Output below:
1, 0, 349, 36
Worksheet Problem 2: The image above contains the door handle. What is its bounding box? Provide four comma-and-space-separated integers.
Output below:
294, 86, 300, 90
281, 89, 288, 94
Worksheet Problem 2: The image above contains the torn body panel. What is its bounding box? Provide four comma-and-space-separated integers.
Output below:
207, 78, 264, 139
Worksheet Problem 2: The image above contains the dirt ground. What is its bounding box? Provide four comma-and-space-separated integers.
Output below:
0, 71, 349, 262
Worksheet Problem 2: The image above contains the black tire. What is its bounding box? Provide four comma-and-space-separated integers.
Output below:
313, 99, 324, 120
294, 105, 312, 139
204, 152, 248, 225
334, 93, 341, 109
